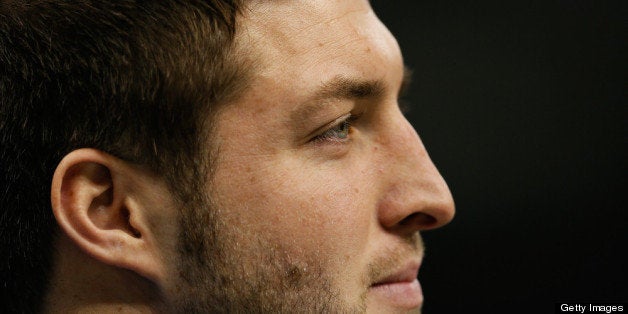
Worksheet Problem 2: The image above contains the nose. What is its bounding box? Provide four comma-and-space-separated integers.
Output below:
375, 113, 455, 235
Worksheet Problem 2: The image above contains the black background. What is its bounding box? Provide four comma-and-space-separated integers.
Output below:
371, 1, 627, 313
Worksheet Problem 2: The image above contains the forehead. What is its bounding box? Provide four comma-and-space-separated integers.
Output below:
237, 0, 403, 90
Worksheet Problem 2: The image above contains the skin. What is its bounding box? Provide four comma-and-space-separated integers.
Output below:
165, 0, 455, 313
45, 0, 454, 313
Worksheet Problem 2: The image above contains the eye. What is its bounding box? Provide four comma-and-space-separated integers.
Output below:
311, 114, 356, 143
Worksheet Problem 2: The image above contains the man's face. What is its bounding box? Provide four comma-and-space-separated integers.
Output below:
168, 0, 454, 313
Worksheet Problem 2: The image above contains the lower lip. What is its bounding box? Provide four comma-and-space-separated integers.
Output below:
369, 278, 423, 309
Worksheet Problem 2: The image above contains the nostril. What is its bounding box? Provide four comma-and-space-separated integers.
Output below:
399, 212, 437, 228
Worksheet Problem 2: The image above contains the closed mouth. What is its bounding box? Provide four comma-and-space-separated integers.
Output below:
368, 261, 423, 309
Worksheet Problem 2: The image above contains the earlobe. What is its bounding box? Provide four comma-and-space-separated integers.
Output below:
51, 148, 165, 283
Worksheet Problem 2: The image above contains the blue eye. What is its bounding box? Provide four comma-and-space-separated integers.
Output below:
313, 115, 354, 143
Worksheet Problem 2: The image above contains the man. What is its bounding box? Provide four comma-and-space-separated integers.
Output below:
1, 0, 454, 312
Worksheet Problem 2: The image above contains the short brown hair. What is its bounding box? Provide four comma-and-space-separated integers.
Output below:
0, 1, 248, 311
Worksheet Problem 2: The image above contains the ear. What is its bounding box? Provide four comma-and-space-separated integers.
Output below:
51, 148, 170, 284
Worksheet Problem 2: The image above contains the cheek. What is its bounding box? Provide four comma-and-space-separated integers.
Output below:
292, 183, 371, 256
212, 158, 374, 261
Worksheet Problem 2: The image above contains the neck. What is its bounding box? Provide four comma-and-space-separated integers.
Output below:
43, 235, 163, 313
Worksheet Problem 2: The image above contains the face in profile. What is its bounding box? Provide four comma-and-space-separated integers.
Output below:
164, 0, 455, 313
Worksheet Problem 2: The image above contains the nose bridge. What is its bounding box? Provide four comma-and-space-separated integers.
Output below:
375, 114, 455, 231
389, 118, 438, 184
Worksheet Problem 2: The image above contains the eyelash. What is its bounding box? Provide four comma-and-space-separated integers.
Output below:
311, 114, 357, 143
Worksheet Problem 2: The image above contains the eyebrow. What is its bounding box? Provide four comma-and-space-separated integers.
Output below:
314, 76, 386, 102
291, 66, 413, 122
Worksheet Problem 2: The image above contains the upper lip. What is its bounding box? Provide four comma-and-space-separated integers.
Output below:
371, 261, 421, 286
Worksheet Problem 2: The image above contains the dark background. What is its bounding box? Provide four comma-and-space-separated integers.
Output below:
371, 1, 627, 313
